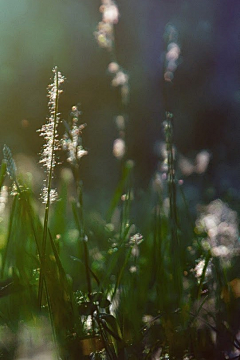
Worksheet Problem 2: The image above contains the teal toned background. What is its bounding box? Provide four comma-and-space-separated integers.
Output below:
0, 0, 239, 196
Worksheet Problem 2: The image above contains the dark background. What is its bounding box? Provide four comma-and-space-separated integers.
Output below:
1, 0, 240, 199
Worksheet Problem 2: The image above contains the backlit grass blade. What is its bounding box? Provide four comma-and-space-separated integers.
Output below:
38, 67, 64, 308
0, 161, 7, 190
106, 160, 134, 223
1, 194, 19, 278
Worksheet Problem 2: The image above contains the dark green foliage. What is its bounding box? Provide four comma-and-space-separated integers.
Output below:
0, 65, 239, 359
0, 149, 240, 359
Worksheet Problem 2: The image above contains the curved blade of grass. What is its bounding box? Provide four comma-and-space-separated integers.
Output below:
72, 200, 92, 297
197, 252, 211, 298
1, 194, 19, 277
96, 316, 118, 360
106, 161, 133, 223
188, 295, 209, 328
111, 248, 131, 301
48, 229, 65, 276
0, 279, 24, 298
70, 256, 100, 287
98, 313, 123, 341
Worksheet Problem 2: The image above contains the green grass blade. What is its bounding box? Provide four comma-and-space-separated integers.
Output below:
106, 161, 133, 223
0, 161, 7, 190
1, 194, 19, 278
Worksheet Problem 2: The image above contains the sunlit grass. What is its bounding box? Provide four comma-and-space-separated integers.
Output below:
0, 2, 239, 359
0, 90, 239, 358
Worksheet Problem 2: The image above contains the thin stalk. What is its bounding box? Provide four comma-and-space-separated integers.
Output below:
77, 177, 91, 298
120, 187, 131, 240
165, 112, 179, 246
71, 169, 92, 298
111, 248, 131, 301
152, 201, 162, 288
43, 277, 60, 360
95, 314, 117, 360
1, 194, 18, 277
63, 112, 93, 299
164, 112, 182, 301
38, 67, 60, 308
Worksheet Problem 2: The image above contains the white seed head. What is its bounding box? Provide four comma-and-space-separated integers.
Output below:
102, 4, 119, 24
41, 187, 58, 204
62, 105, 88, 164
129, 233, 143, 246
3, 145, 17, 181
113, 138, 125, 159
38, 67, 65, 204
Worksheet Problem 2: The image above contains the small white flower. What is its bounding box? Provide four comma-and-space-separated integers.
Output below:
112, 71, 128, 87
62, 106, 88, 164
113, 138, 125, 159
129, 266, 137, 273
108, 62, 119, 73
77, 146, 88, 159
129, 233, 143, 246
102, 4, 119, 24
211, 245, 230, 257
194, 259, 212, 279
194, 260, 206, 278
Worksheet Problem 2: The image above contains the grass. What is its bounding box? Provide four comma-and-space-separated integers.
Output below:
0, 92, 239, 359
0, 3, 239, 360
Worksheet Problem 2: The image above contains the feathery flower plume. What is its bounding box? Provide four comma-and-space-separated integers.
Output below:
3, 144, 21, 194
62, 105, 88, 165
196, 199, 239, 259
3, 145, 17, 182
38, 67, 64, 203
94, 0, 130, 162
163, 24, 181, 83
94, 0, 119, 50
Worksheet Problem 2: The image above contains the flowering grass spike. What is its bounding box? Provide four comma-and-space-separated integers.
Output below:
38, 67, 64, 309
62, 105, 88, 165
38, 67, 64, 203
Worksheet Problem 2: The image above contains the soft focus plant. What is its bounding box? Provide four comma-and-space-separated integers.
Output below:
0, 12, 240, 360
37, 66, 65, 309
95, 0, 129, 163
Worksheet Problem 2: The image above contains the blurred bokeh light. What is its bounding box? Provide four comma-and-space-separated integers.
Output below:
0, 0, 239, 199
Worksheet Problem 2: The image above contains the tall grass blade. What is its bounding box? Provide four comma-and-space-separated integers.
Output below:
0, 161, 7, 190
1, 194, 19, 278
106, 161, 134, 223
